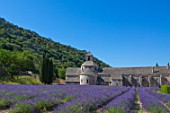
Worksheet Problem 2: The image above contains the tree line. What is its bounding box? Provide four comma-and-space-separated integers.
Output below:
0, 17, 109, 84
0, 48, 35, 79
0, 48, 66, 84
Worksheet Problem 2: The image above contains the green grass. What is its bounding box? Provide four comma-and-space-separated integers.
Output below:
11, 103, 37, 113
104, 107, 126, 113
148, 105, 169, 113
0, 98, 12, 109
63, 95, 74, 102
132, 89, 140, 113
153, 90, 167, 94
0, 76, 42, 84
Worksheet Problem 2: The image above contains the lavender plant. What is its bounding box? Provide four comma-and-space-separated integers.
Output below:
103, 87, 136, 113
0, 85, 130, 112
145, 87, 170, 107
138, 87, 169, 113
2, 85, 168, 113
53, 86, 130, 113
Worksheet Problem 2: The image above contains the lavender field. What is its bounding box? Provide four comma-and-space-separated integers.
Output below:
0, 85, 169, 113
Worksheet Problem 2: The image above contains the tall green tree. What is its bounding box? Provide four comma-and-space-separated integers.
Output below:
39, 51, 54, 84
156, 63, 159, 67
155, 63, 159, 67
0, 49, 19, 78
39, 52, 45, 83
46, 59, 54, 84
58, 68, 66, 79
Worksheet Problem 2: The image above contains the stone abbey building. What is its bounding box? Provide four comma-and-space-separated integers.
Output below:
65, 52, 170, 87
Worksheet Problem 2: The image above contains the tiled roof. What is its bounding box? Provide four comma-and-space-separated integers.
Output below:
65, 66, 170, 80
87, 51, 92, 56
65, 68, 81, 76
81, 68, 97, 75
82, 61, 98, 67
102, 66, 170, 80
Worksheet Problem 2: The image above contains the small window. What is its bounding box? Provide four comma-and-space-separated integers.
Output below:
81, 79, 83, 83
93, 79, 95, 83
87, 79, 88, 83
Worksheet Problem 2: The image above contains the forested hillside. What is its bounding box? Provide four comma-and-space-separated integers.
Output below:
0, 17, 109, 77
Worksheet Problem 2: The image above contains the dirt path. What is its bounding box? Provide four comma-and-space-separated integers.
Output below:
131, 89, 149, 113
96, 88, 149, 113
161, 101, 170, 112
0, 109, 10, 113
95, 97, 116, 113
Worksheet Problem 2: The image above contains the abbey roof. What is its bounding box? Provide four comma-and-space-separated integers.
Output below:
65, 68, 81, 76
81, 67, 97, 75
102, 66, 170, 79
66, 66, 170, 79
82, 61, 98, 66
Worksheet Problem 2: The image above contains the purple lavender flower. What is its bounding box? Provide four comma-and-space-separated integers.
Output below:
103, 87, 135, 113
138, 87, 169, 113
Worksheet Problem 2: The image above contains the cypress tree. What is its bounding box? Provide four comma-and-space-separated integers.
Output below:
40, 51, 46, 83
46, 58, 50, 84
39, 52, 54, 84
156, 63, 159, 67
49, 59, 54, 84
44, 57, 48, 84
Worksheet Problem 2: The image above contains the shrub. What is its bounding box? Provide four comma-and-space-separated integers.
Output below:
161, 85, 170, 94
35, 101, 46, 111
161, 85, 167, 94
15, 76, 42, 84
104, 107, 126, 113
166, 86, 170, 94
0, 76, 42, 84
148, 105, 168, 113
58, 68, 66, 79
11, 103, 37, 113
64, 95, 74, 102
0, 98, 12, 109
33, 97, 62, 111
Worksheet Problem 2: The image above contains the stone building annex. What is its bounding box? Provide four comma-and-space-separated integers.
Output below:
65, 52, 170, 87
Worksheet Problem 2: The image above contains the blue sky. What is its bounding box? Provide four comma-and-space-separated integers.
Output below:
0, 0, 170, 67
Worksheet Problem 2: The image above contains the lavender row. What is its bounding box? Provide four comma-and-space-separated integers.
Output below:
0, 85, 80, 108
13, 85, 125, 112
0, 85, 91, 112
103, 87, 136, 113
145, 88, 170, 107
0, 85, 129, 112
138, 87, 169, 113
53, 86, 130, 113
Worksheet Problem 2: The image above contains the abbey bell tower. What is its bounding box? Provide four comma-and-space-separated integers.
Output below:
86, 51, 93, 61
79, 51, 98, 85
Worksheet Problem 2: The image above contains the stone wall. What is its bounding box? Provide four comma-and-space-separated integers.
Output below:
80, 75, 97, 85
111, 80, 122, 86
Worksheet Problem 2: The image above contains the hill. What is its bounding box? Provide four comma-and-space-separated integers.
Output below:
0, 17, 109, 74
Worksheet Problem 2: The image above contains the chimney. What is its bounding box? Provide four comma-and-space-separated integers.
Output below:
152, 66, 154, 73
